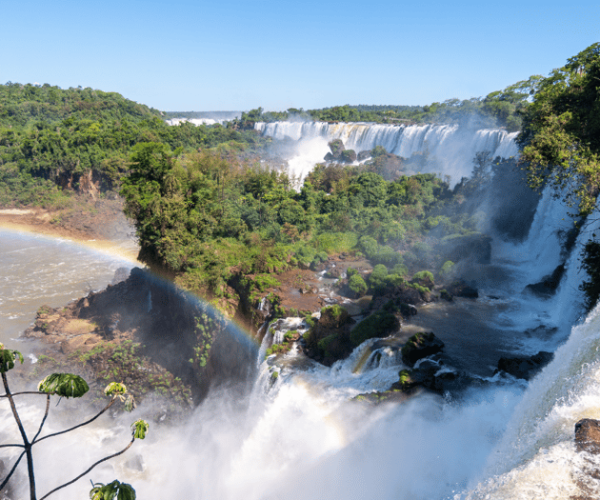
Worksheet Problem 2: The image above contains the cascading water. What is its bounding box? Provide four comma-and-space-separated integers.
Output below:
4, 156, 600, 499
256, 121, 519, 183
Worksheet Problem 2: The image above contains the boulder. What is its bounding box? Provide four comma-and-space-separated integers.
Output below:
573, 419, 600, 500
399, 303, 418, 316
524, 264, 565, 298
446, 280, 479, 299
341, 149, 357, 163
328, 139, 345, 158
495, 351, 553, 380
60, 333, 103, 354
357, 150, 371, 161
325, 265, 343, 279
575, 419, 600, 454
401, 332, 445, 366
324, 152, 335, 162
440, 233, 492, 264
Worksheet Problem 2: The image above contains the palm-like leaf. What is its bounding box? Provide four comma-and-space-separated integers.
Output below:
0, 344, 24, 373
104, 382, 127, 397
38, 373, 89, 398
90, 480, 136, 500
131, 419, 149, 440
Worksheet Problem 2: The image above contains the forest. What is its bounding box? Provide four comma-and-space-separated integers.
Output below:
0, 43, 599, 311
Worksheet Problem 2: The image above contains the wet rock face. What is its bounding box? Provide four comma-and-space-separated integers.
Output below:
27, 267, 258, 404
575, 419, 600, 454
328, 139, 345, 158
524, 264, 565, 298
446, 280, 479, 299
495, 351, 553, 380
440, 233, 492, 264
573, 419, 600, 500
401, 332, 445, 367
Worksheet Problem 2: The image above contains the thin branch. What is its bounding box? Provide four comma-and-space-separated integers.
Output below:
0, 450, 26, 492
0, 391, 46, 398
31, 395, 50, 443
0, 444, 24, 448
39, 436, 135, 500
33, 397, 116, 445
1, 373, 30, 446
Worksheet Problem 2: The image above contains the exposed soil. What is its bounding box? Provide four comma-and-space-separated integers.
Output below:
0, 196, 136, 246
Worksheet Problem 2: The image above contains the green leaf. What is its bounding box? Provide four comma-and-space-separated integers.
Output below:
104, 382, 127, 397
90, 480, 136, 500
0, 344, 24, 373
37, 373, 89, 398
131, 419, 149, 440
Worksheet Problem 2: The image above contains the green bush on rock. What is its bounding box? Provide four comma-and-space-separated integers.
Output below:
349, 311, 400, 346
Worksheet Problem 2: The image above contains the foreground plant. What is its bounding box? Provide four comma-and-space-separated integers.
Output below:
0, 343, 148, 500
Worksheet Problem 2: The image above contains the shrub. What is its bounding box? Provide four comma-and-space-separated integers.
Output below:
439, 260, 455, 278
348, 273, 367, 296
369, 264, 388, 290
349, 311, 400, 346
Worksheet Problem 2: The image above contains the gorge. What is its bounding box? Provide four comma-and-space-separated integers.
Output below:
2, 114, 600, 500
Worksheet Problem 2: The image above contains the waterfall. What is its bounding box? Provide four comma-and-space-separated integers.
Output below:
256, 121, 519, 184
459, 302, 600, 499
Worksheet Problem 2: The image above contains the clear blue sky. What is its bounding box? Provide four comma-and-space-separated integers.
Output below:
1, 0, 598, 112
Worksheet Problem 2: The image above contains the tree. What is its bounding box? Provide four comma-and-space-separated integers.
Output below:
518, 42, 600, 215
0, 343, 148, 500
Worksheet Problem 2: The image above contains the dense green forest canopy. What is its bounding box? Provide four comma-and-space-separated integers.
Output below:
519, 43, 600, 216
121, 141, 495, 304
0, 83, 267, 207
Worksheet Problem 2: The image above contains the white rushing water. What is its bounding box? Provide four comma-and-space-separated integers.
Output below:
256, 121, 519, 184
2, 187, 600, 499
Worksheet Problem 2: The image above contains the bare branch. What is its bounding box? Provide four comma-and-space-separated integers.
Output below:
0, 444, 24, 449
33, 397, 116, 445
31, 395, 51, 443
39, 436, 135, 500
0, 450, 26, 493
1, 373, 30, 446
0, 391, 47, 398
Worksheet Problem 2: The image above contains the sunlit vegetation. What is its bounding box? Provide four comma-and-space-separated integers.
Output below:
0, 83, 267, 208
120, 142, 489, 302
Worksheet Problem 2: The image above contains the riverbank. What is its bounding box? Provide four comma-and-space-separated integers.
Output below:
0, 197, 139, 261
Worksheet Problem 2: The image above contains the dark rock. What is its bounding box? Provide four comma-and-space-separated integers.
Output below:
349, 311, 400, 347
328, 139, 345, 157
440, 233, 492, 264
447, 280, 479, 299
399, 303, 418, 316
111, 267, 131, 285
524, 264, 566, 298
357, 150, 371, 161
575, 419, 600, 454
324, 152, 335, 161
573, 419, 600, 500
495, 351, 554, 380
401, 332, 445, 366
341, 149, 357, 163
325, 265, 342, 279
440, 289, 453, 301
303, 305, 354, 366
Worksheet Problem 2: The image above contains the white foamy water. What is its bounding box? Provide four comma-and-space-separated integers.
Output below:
256, 121, 519, 183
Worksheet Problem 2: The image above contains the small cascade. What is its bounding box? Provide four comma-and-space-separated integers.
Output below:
548, 202, 600, 329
